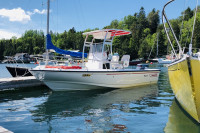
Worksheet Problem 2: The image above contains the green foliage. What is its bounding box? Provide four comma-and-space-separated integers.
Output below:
193, 13, 200, 48
0, 28, 85, 60
183, 7, 193, 21
1, 6, 200, 61
147, 8, 160, 34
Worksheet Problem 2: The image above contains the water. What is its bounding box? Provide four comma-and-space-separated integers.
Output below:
0, 66, 200, 132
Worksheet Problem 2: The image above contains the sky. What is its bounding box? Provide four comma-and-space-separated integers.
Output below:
0, 0, 197, 39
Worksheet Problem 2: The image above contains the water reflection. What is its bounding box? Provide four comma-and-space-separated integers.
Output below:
31, 85, 158, 118
164, 99, 200, 133
29, 85, 158, 132
0, 86, 50, 103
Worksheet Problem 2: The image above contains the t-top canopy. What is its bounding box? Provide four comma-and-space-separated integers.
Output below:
83, 29, 131, 39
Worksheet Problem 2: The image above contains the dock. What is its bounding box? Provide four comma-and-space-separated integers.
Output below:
0, 126, 13, 133
0, 76, 44, 90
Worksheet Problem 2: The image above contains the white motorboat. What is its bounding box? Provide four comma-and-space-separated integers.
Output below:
30, 29, 160, 91
30, 1, 160, 91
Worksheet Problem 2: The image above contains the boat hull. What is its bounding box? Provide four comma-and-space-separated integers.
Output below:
168, 57, 200, 123
30, 69, 160, 91
6, 66, 32, 77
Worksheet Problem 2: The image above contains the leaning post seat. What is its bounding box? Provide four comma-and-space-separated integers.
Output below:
121, 55, 130, 68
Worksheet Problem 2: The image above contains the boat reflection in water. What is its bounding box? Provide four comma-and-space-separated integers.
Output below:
164, 99, 200, 133
30, 85, 158, 132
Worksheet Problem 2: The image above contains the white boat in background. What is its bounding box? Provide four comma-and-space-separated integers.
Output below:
158, 58, 172, 64
158, 54, 174, 64
30, 0, 160, 91
148, 58, 159, 63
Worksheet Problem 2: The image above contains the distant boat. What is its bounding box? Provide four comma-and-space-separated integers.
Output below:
2, 56, 14, 64
2, 53, 31, 63
148, 58, 159, 63
13, 53, 30, 63
158, 58, 172, 64
129, 59, 142, 65
163, 0, 200, 123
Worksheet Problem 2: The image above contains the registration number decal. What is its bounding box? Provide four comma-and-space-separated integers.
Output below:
149, 74, 158, 77
82, 74, 91, 77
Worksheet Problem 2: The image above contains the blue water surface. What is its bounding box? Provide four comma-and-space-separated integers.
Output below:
0, 66, 199, 133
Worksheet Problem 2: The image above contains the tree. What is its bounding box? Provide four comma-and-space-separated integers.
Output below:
33, 46, 40, 54
110, 20, 119, 29
170, 19, 181, 40
158, 30, 167, 56
193, 14, 200, 48
183, 7, 193, 21
147, 8, 160, 34
0, 41, 4, 60
67, 28, 76, 50
124, 15, 137, 29
75, 32, 84, 51
138, 28, 154, 59
137, 7, 149, 30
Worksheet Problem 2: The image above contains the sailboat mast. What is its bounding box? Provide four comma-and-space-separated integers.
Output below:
46, 0, 50, 65
157, 33, 159, 57
47, 0, 50, 34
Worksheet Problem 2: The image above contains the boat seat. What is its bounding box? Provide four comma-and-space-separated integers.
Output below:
111, 55, 119, 63
121, 55, 130, 68
110, 55, 122, 69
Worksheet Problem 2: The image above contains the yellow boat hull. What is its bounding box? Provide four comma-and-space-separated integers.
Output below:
168, 57, 200, 123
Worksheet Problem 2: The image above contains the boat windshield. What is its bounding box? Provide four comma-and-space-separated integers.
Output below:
92, 43, 106, 53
